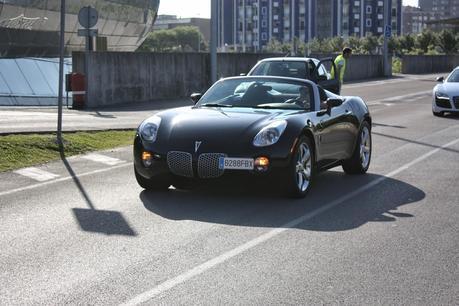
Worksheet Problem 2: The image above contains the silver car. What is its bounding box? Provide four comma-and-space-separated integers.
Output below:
433, 67, 459, 117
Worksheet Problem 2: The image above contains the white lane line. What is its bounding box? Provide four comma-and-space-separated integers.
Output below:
121, 137, 459, 306
81, 153, 125, 166
13, 167, 60, 182
366, 90, 431, 105
0, 163, 131, 197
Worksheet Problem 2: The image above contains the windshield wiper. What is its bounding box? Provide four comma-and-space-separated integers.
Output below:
200, 103, 233, 108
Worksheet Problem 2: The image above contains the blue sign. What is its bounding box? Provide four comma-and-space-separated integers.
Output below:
385, 25, 392, 38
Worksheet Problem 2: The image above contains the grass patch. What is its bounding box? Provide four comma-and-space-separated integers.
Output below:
392, 57, 402, 74
0, 130, 136, 172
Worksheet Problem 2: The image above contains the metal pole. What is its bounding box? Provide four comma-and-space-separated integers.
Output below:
383, 0, 390, 76
210, 0, 218, 84
85, 6, 90, 108
57, 0, 65, 145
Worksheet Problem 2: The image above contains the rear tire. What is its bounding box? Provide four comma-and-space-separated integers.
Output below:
433, 110, 444, 117
134, 167, 171, 190
342, 121, 371, 175
284, 136, 315, 198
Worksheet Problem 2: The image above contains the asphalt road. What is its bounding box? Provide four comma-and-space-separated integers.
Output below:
1, 76, 458, 305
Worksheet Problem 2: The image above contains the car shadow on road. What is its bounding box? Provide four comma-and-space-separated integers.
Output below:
59, 149, 137, 237
140, 171, 425, 232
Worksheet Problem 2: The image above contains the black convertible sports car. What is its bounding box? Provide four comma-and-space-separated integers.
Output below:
134, 76, 372, 198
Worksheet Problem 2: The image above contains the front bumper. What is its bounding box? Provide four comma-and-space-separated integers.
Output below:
133, 135, 292, 180
433, 95, 459, 112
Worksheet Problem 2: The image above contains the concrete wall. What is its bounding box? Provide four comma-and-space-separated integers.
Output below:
73, 52, 385, 108
402, 55, 459, 74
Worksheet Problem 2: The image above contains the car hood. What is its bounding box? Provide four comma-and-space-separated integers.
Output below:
435, 82, 459, 96
151, 106, 301, 151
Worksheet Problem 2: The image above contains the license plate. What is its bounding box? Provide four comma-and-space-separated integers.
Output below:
219, 157, 254, 170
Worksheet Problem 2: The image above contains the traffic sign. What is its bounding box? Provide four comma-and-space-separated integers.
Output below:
77, 29, 98, 37
384, 25, 392, 38
78, 6, 98, 29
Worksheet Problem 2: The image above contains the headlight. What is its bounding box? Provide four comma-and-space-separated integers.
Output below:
139, 116, 161, 142
253, 120, 287, 147
435, 91, 449, 99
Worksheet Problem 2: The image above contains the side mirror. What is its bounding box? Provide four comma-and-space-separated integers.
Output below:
436, 76, 444, 82
239, 73, 246, 76
327, 98, 343, 109
190, 92, 202, 104
317, 75, 328, 81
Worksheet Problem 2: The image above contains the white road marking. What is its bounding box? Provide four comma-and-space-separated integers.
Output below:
0, 163, 131, 197
82, 153, 125, 166
14, 167, 60, 182
344, 75, 435, 89
367, 90, 431, 105
121, 137, 459, 306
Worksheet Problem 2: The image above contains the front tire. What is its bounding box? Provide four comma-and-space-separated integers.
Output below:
284, 136, 315, 198
342, 121, 372, 175
134, 167, 171, 190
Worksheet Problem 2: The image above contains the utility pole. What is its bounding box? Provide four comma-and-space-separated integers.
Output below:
210, 0, 218, 84
57, 0, 65, 146
383, 0, 391, 77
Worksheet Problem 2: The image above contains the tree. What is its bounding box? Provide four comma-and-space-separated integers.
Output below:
397, 34, 415, 54
137, 26, 206, 52
346, 35, 362, 53
438, 29, 457, 54
361, 34, 379, 54
416, 29, 437, 54
265, 38, 284, 53
329, 36, 345, 53
174, 26, 207, 52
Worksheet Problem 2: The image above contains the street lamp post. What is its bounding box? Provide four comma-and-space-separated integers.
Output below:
210, 0, 218, 84
57, 0, 65, 146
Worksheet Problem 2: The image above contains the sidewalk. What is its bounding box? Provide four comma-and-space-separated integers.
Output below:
0, 99, 190, 135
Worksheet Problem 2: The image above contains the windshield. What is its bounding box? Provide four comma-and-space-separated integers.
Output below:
446, 69, 459, 82
197, 78, 314, 111
250, 61, 311, 79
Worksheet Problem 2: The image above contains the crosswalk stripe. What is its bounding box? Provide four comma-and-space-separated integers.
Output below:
14, 167, 60, 182
81, 153, 125, 166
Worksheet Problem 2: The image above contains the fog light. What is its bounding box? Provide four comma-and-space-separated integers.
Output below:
142, 151, 153, 167
255, 156, 270, 172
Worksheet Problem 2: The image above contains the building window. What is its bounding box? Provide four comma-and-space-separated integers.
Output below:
262, 7, 267, 15
262, 20, 267, 27
261, 32, 267, 40
366, 19, 372, 27
366, 5, 372, 14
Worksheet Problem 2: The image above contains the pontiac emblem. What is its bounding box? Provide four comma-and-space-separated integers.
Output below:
195, 141, 202, 152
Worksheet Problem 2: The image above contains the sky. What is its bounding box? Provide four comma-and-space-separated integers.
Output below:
158, 0, 419, 19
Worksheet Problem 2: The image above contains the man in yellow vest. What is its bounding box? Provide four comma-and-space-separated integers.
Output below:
331, 47, 352, 94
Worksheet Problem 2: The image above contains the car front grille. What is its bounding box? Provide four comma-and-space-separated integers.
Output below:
167, 151, 194, 177
436, 96, 452, 109
198, 153, 226, 179
454, 97, 459, 109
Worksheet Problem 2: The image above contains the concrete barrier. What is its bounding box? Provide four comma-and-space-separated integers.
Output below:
73, 52, 385, 108
401, 55, 459, 74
